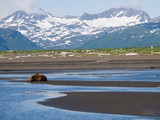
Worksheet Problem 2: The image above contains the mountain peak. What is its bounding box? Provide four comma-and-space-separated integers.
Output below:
13, 10, 28, 15
0, 10, 28, 23
79, 7, 151, 22
79, 12, 98, 20
31, 8, 54, 17
1, 8, 52, 23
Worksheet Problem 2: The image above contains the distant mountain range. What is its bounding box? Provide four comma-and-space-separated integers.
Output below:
80, 22, 160, 49
79, 8, 150, 22
0, 7, 153, 49
0, 28, 41, 51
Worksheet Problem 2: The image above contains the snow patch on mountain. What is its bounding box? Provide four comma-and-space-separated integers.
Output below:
0, 8, 151, 49
37, 20, 53, 29
150, 28, 160, 34
83, 16, 142, 28
5, 16, 14, 23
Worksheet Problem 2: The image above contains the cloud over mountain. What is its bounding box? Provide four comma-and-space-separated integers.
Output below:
0, 0, 38, 20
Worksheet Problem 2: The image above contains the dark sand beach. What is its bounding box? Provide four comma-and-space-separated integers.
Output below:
1, 55, 160, 117
0, 55, 160, 70
38, 92, 160, 117
20, 80, 160, 87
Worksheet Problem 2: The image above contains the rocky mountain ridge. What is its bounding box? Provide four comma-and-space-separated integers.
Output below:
0, 7, 152, 49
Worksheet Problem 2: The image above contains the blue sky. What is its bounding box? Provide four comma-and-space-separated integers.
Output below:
35, 0, 160, 18
0, 0, 159, 20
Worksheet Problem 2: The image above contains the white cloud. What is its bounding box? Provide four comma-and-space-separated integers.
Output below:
0, 0, 39, 20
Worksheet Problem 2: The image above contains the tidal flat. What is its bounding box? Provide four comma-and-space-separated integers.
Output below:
1, 69, 160, 120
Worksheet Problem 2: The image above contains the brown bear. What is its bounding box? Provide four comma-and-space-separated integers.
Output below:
29, 73, 47, 82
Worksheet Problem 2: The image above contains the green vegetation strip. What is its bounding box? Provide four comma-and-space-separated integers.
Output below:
0, 47, 160, 56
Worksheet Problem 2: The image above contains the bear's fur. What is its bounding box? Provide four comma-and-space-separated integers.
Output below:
29, 73, 47, 82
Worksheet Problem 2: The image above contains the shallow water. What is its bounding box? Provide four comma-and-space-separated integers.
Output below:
46, 69, 160, 82
0, 69, 160, 120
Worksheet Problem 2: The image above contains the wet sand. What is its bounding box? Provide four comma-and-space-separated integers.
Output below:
20, 80, 160, 117
39, 92, 160, 117
21, 80, 160, 87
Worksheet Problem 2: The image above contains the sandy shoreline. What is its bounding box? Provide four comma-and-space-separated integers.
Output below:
0, 55, 160, 70
14, 79, 160, 117
1, 55, 160, 117
39, 92, 160, 117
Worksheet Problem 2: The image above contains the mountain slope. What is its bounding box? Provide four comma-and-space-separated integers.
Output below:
0, 28, 41, 50
154, 15, 160, 22
0, 8, 151, 49
80, 22, 160, 49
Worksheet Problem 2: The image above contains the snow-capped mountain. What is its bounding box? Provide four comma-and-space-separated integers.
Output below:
80, 8, 150, 22
80, 22, 160, 49
0, 8, 151, 49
